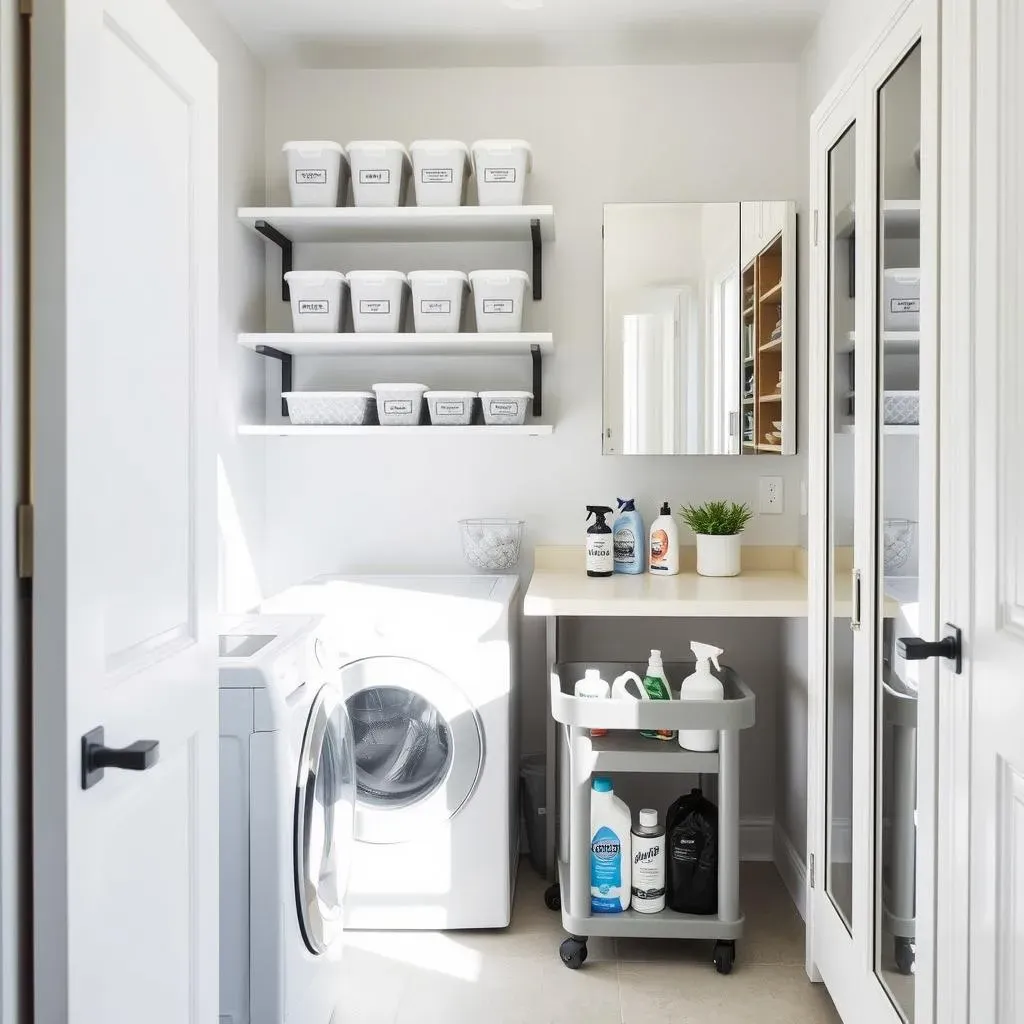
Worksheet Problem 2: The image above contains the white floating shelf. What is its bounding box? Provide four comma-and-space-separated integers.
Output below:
836, 200, 921, 240
238, 332, 554, 357
238, 424, 554, 437
238, 205, 555, 244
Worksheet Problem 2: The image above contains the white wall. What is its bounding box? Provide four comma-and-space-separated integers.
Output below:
167, 0, 268, 613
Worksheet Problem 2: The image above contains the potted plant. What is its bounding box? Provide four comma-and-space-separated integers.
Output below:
678, 500, 753, 577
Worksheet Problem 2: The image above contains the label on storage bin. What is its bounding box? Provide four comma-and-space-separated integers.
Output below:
297, 299, 329, 315
482, 299, 514, 315
420, 167, 453, 183
890, 297, 920, 314
483, 167, 516, 183
420, 299, 452, 314
383, 400, 413, 415
359, 169, 391, 184
359, 299, 391, 314
435, 401, 465, 416
487, 400, 519, 416
294, 168, 327, 184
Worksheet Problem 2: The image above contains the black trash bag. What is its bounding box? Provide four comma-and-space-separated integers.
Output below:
666, 788, 718, 915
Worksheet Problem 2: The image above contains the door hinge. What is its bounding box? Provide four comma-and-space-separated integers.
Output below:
809, 852, 815, 888
17, 504, 32, 579
813, 209, 819, 247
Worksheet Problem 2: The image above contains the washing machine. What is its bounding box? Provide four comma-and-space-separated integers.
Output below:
262, 574, 520, 930
219, 614, 356, 1023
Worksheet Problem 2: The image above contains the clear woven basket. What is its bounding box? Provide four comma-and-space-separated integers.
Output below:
459, 518, 524, 572
883, 518, 917, 573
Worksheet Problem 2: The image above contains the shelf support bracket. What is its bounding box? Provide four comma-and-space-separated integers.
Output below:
531, 218, 542, 300
254, 219, 293, 302
255, 345, 293, 417
531, 344, 543, 417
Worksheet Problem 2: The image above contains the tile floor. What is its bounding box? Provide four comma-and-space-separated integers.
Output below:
333, 861, 843, 1023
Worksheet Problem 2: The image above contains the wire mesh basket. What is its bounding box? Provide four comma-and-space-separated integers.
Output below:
883, 518, 917, 573
459, 518, 524, 571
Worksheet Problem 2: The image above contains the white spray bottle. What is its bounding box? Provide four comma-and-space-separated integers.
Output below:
678, 641, 725, 752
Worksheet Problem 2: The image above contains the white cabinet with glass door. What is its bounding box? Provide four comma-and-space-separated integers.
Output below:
808, 2, 938, 1022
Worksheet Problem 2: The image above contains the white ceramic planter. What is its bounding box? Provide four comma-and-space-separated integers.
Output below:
696, 534, 741, 577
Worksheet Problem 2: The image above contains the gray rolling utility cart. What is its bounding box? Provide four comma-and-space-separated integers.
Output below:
544, 661, 756, 975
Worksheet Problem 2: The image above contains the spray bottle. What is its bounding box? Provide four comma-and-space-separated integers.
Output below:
586, 506, 615, 578
678, 642, 725, 752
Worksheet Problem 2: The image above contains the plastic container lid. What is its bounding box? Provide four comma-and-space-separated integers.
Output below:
283, 270, 345, 282
283, 390, 373, 399
410, 139, 470, 157
282, 140, 346, 155
592, 777, 613, 793
346, 140, 410, 158
478, 391, 533, 399
471, 139, 533, 171
468, 269, 531, 285
407, 270, 469, 284
372, 383, 429, 393
346, 270, 408, 283
425, 390, 477, 398
639, 808, 658, 827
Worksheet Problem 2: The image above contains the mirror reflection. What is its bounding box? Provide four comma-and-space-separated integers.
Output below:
603, 201, 796, 455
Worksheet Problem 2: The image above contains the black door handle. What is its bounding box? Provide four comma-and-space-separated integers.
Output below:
81, 726, 160, 790
896, 623, 962, 675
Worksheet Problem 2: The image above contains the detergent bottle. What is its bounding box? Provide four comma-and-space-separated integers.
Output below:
590, 777, 632, 913
613, 498, 645, 574
678, 641, 725, 752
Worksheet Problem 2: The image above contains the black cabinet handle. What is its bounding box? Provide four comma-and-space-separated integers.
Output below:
81, 726, 160, 790
896, 623, 962, 675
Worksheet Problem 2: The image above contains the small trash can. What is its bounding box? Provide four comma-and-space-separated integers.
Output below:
520, 753, 547, 877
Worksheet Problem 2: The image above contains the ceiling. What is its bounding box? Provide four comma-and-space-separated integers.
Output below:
212, 0, 827, 67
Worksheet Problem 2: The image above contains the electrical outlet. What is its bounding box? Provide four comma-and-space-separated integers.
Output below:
759, 476, 784, 515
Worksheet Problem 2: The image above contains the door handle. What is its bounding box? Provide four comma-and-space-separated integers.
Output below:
81, 726, 160, 790
897, 623, 963, 675
850, 569, 862, 631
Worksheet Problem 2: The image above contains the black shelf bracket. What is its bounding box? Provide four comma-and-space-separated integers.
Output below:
531, 344, 543, 417
531, 218, 543, 300
255, 345, 293, 417
254, 219, 293, 302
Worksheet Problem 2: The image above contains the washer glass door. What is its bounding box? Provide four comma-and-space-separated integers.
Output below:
340, 656, 484, 845
294, 683, 356, 955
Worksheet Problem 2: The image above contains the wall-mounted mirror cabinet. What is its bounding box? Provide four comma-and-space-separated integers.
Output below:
602, 201, 797, 455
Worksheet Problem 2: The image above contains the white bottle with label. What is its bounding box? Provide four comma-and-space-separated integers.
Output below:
590, 777, 631, 913
631, 808, 666, 914
678, 641, 726, 752
574, 668, 611, 738
648, 502, 680, 575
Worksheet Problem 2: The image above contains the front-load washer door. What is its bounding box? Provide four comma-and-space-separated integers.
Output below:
294, 683, 356, 955
340, 656, 484, 845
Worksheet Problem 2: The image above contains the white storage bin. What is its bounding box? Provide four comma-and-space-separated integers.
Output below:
283, 271, 346, 333
372, 383, 429, 425
884, 390, 920, 425
479, 390, 532, 425
283, 391, 375, 426
409, 140, 471, 207
468, 270, 529, 333
347, 271, 407, 334
408, 270, 468, 333
282, 141, 348, 207
883, 268, 921, 331
425, 390, 476, 426
347, 141, 410, 207
471, 140, 532, 206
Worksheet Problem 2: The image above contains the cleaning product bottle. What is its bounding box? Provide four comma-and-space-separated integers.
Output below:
631, 808, 666, 914
574, 668, 611, 738
666, 788, 719, 915
649, 502, 680, 575
613, 498, 645, 574
640, 649, 675, 741
590, 777, 631, 913
678, 642, 725, 752
586, 506, 615, 578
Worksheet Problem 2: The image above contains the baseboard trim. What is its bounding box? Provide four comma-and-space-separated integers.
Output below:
740, 816, 775, 861
773, 822, 807, 921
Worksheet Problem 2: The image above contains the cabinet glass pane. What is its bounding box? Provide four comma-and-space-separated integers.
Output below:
826, 122, 857, 933
874, 40, 922, 1022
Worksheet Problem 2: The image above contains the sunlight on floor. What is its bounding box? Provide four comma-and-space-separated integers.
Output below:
342, 929, 484, 983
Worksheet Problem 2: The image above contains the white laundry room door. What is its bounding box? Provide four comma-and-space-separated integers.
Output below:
30, 0, 219, 1020
936, 0, 1024, 1018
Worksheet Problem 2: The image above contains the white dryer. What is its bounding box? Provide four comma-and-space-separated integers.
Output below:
262, 575, 520, 930
219, 615, 356, 1024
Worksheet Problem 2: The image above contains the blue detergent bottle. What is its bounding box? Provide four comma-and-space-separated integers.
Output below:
613, 498, 645, 574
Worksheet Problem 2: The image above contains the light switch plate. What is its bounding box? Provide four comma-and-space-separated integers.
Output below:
759, 476, 784, 514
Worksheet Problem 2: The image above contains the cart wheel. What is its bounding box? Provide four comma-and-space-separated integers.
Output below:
544, 884, 561, 912
713, 940, 736, 975
894, 937, 916, 976
559, 936, 588, 970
